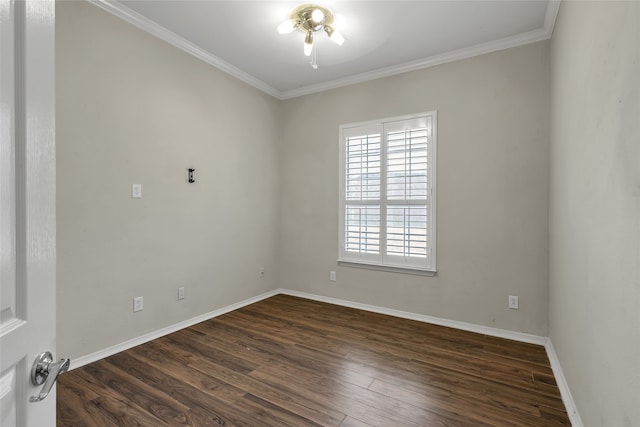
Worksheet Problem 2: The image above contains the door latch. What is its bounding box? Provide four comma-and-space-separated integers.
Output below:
30, 351, 70, 403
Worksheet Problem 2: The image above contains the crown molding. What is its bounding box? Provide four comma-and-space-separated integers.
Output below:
88, 0, 282, 99
88, 0, 561, 101
280, 27, 551, 99
544, 1, 562, 37
280, 0, 561, 99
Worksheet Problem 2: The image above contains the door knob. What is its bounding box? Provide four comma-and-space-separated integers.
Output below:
29, 351, 70, 403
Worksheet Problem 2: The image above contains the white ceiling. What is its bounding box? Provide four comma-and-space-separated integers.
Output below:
91, 0, 560, 99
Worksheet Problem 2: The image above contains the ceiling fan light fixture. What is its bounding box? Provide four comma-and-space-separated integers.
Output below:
311, 8, 324, 24
325, 25, 344, 46
277, 19, 295, 34
277, 3, 344, 68
304, 31, 314, 56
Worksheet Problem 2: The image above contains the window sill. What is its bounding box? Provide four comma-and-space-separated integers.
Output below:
337, 260, 437, 277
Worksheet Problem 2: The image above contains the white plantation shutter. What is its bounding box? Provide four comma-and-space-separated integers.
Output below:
342, 124, 383, 264
339, 113, 436, 272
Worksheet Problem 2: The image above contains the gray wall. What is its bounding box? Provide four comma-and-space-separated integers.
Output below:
549, 2, 640, 425
57, 1, 552, 358
56, 1, 280, 360
56, 2, 640, 423
278, 42, 550, 336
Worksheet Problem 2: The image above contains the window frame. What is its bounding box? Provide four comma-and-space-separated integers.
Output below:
338, 112, 437, 275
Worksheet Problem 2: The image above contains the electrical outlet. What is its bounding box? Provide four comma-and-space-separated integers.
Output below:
178, 287, 185, 300
508, 295, 519, 310
133, 296, 143, 312
330, 271, 336, 282
259, 267, 265, 278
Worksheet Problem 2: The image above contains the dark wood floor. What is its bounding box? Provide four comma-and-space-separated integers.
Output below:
57, 294, 571, 426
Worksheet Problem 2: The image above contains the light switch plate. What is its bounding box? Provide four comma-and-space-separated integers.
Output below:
132, 184, 142, 198
133, 296, 143, 312
508, 295, 519, 310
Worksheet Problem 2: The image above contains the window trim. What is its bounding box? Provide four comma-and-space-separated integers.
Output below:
338, 111, 437, 274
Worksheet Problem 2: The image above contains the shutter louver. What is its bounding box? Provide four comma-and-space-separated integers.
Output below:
344, 132, 381, 257
386, 206, 428, 258
345, 205, 380, 254
387, 128, 428, 200
345, 134, 381, 201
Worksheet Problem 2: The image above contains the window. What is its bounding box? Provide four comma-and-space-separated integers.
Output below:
339, 112, 436, 274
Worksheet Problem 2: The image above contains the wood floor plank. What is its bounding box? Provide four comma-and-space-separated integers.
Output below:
231, 302, 553, 389
139, 335, 347, 426
58, 294, 571, 426
339, 417, 375, 427
57, 372, 166, 427
368, 376, 543, 426
190, 320, 377, 389
254, 296, 553, 372
249, 363, 485, 427
72, 360, 203, 426
105, 351, 256, 426
57, 380, 103, 427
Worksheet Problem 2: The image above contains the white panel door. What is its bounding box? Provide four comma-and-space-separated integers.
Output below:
1, 1, 61, 426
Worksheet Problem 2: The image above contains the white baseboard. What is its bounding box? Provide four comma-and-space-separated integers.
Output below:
276, 288, 547, 345
68, 287, 582, 426
545, 339, 584, 427
277, 288, 582, 426
69, 289, 280, 370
